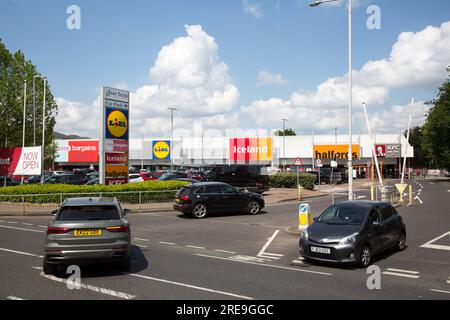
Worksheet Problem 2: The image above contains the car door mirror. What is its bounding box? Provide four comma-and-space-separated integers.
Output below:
372, 221, 382, 227
123, 209, 132, 216
313, 217, 318, 222
51, 210, 58, 216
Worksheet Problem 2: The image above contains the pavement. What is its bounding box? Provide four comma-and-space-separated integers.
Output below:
0, 179, 449, 300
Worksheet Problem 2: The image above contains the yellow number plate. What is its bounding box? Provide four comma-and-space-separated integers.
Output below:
74, 229, 102, 237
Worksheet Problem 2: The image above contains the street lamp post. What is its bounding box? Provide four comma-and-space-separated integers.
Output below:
282, 119, 288, 171
309, 0, 353, 200
33, 75, 40, 146
21, 80, 27, 185
40, 77, 47, 184
168, 107, 179, 172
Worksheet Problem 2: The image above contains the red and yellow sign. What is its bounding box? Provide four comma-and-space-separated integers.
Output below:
105, 165, 128, 178
106, 108, 128, 139
229, 138, 272, 162
314, 144, 360, 159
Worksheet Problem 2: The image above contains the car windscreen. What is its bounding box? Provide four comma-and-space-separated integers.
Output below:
57, 205, 120, 221
317, 205, 367, 225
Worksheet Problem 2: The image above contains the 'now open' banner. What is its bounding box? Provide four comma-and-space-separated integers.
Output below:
0, 147, 42, 176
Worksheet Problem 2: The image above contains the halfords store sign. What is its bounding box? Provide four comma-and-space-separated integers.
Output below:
314, 144, 360, 159
55, 140, 99, 163
0, 147, 42, 176
229, 138, 272, 162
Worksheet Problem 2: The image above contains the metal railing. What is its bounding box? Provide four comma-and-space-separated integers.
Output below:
0, 190, 177, 215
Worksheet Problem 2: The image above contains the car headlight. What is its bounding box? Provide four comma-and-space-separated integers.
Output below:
338, 232, 359, 245
301, 228, 309, 241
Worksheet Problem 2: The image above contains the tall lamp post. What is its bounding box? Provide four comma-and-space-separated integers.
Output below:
168, 107, 179, 172
309, 0, 353, 200
281, 118, 288, 171
33, 75, 40, 146
40, 77, 47, 184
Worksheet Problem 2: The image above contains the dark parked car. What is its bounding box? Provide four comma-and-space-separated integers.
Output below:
43, 197, 132, 275
186, 171, 205, 181
203, 165, 269, 194
173, 182, 265, 219
44, 174, 89, 185
311, 169, 345, 185
299, 201, 406, 267
159, 172, 188, 181
0, 176, 20, 187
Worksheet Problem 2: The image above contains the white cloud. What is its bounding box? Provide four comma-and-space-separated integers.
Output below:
55, 25, 239, 138
243, 21, 450, 132
257, 70, 289, 86
242, 0, 263, 18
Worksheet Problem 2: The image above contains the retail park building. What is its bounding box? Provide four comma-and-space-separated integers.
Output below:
54, 133, 414, 179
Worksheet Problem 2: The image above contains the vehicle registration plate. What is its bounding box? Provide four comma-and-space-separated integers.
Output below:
311, 246, 331, 254
74, 229, 102, 237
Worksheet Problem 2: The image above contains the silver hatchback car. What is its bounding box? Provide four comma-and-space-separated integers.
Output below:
43, 197, 131, 275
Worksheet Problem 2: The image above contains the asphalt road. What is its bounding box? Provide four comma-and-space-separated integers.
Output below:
0, 179, 449, 300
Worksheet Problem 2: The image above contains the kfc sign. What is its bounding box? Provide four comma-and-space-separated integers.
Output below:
375, 144, 400, 158
55, 140, 99, 163
375, 145, 386, 157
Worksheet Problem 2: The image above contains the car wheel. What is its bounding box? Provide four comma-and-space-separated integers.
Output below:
43, 258, 56, 275
192, 203, 208, 219
359, 245, 371, 268
397, 232, 407, 251
247, 200, 261, 215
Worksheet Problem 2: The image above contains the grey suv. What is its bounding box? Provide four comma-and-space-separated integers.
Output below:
43, 197, 131, 275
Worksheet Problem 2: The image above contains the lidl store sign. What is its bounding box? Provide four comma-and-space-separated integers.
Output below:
152, 140, 171, 160
105, 108, 129, 140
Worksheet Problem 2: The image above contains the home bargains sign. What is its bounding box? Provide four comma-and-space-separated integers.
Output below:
0, 147, 41, 176
55, 140, 99, 163
229, 138, 272, 162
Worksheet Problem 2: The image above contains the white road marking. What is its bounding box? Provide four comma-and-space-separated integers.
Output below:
185, 245, 206, 250
158, 241, 176, 246
126, 272, 253, 300
0, 224, 44, 233
0, 247, 43, 258
429, 182, 435, 184
430, 289, 450, 295
0, 220, 4, 223
6, 296, 24, 300
257, 230, 284, 260
386, 268, 420, 275
196, 253, 332, 276
133, 238, 149, 242
213, 249, 237, 255
7, 221, 18, 224
414, 196, 423, 204
22, 223, 33, 226
38, 225, 47, 228
38, 271, 136, 300
356, 196, 367, 199
135, 244, 148, 249
420, 232, 450, 251
382, 272, 420, 279
230, 255, 272, 263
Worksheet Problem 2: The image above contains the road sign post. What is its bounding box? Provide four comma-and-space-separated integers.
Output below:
298, 203, 312, 232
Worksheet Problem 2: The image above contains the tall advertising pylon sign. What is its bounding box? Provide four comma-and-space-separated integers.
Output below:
100, 87, 130, 185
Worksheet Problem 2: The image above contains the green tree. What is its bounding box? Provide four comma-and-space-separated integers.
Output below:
0, 39, 58, 151
406, 126, 430, 168
422, 77, 450, 170
275, 128, 296, 136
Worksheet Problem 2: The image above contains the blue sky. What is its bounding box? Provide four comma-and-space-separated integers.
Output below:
1, 0, 450, 138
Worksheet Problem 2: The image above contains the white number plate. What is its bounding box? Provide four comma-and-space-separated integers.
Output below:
311, 246, 331, 254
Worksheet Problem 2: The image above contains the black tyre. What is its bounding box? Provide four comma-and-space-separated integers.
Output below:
43, 258, 56, 275
397, 232, 407, 251
359, 245, 372, 268
246, 200, 261, 215
192, 203, 208, 219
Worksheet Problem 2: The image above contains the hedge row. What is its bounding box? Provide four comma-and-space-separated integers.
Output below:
0, 180, 188, 204
269, 173, 316, 190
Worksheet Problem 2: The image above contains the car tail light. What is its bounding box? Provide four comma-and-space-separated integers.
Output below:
106, 225, 129, 233
179, 196, 190, 202
47, 226, 70, 234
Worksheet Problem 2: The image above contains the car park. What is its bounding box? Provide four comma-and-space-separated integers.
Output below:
44, 174, 89, 185
129, 174, 144, 183
203, 165, 269, 194
139, 172, 161, 181
159, 172, 188, 181
299, 201, 406, 268
85, 178, 100, 185
173, 182, 265, 219
43, 197, 132, 275
186, 171, 205, 181
0, 176, 20, 187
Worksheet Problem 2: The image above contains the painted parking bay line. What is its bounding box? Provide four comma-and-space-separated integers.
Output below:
382, 268, 420, 279
420, 232, 450, 251
196, 253, 332, 276
6, 296, 25, 300
32, 268, 136, 300
0, 224, 44, 233
124, 272, 253, 300
0, 247, 43, 259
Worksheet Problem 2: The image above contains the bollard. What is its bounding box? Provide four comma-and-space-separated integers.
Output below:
408, 184, 413, 206
370, 183, 375, 201
298, 186, 303, 201
298, 203, 312, 231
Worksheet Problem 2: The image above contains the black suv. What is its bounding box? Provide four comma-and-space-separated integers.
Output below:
44, 174, 88, 185
173, 182, 265, 219
203, 165, 269, 194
